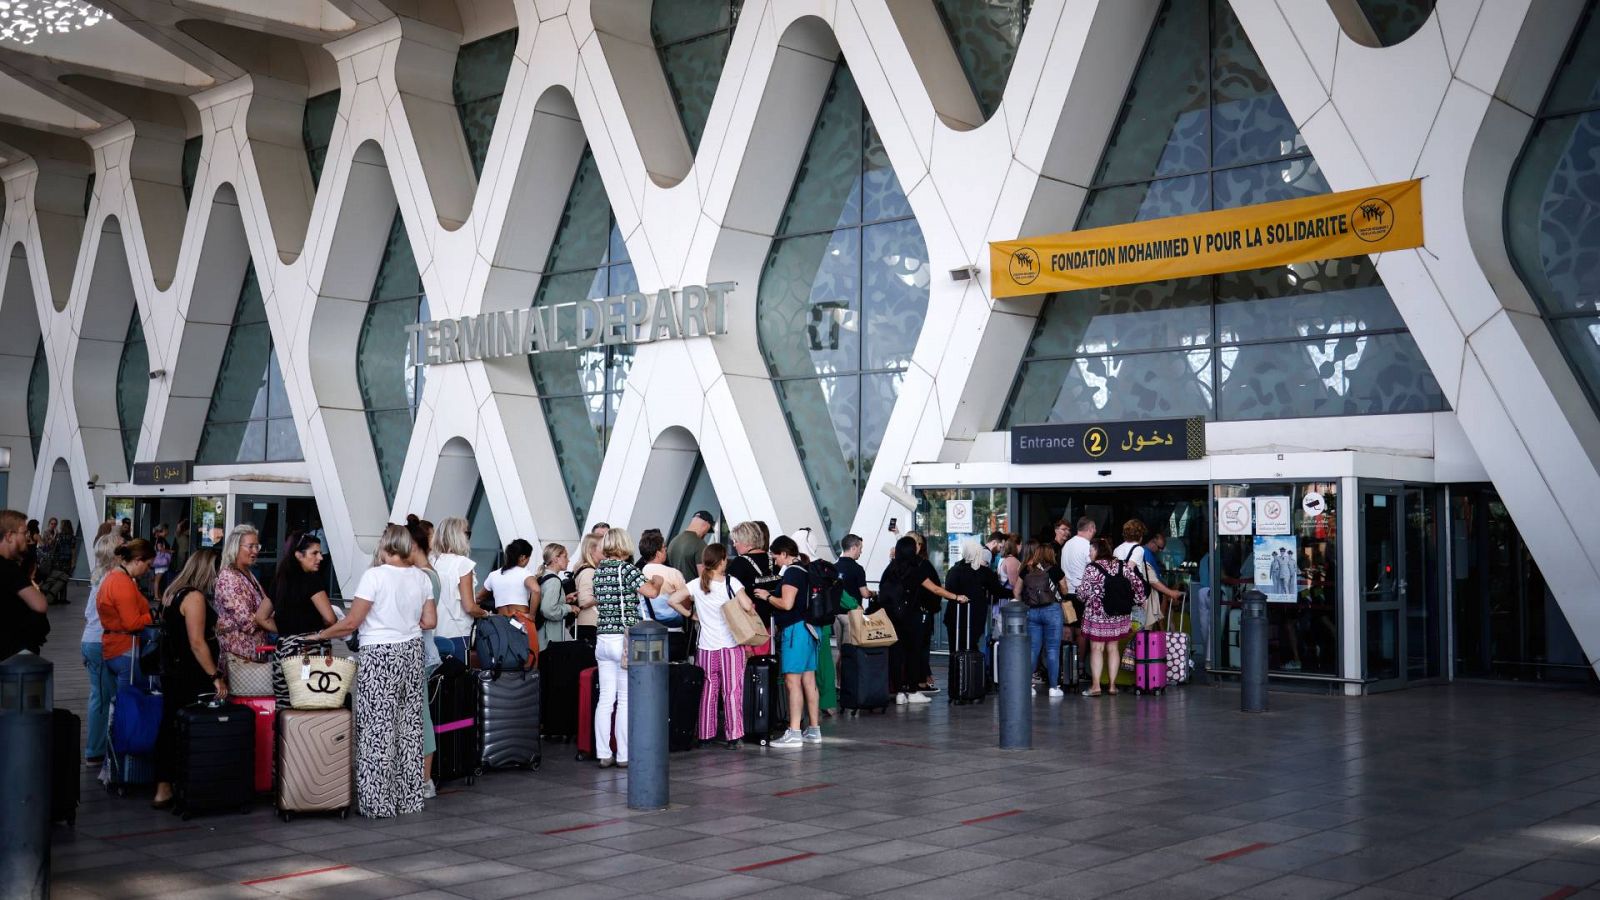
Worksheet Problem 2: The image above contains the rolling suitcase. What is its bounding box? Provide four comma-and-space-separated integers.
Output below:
668, 662, 706, 752
276, 708, 352, 821
236, 696, 277, 793
52, 708, 80, 826
174, 700, 255, 819
948, 604, 985, 704
839, 645, 892, 712
1060, 642, 1080, 688
429, 660, 480, 784
539, 640, 594, 740
575, 666, 615, 761
742, 654, 787, 744
479, 669, 541, 770
1133, 630, 1167, 696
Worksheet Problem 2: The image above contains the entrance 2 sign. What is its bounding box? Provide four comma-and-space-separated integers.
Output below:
1012, 417, 1205, 464
989, 180, 1423, 298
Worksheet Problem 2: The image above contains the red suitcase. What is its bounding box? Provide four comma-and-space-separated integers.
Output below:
1133, 630, 1167, 696
236, 696, 276, 793
574, 666, 616, 761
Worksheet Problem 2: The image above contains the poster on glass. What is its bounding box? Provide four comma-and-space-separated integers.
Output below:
1253, 534, 1299, 603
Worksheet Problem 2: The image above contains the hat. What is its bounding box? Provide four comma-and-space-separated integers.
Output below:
692, 510, 716, 525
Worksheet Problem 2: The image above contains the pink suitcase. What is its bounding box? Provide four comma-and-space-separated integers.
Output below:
1133, 631, 1167, 696
236, 696, 276, 793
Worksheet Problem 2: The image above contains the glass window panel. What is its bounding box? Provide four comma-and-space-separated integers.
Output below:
265, 343, 290, 419
1506, 112, 1600, 319
775, 376, 860, 541
543, 153, 612, 273
372, 214, 421, 300
1080, 175, 1210, 229
1211, 2, 1305, 167
116, 315, 149, 472
1219, 332, 1445, 420
1353, 0, 1437, 48
860, 371, 903, 486
1216, 258, 1405, 343
467, 479, 503, 573
933, 0, 1031, 119
658, 30, 731, 152
1547, 5, 1600, 115
776, 66, 863, 236
239, 418, 267, 463
181, 136, 202, 207
208, 320, 270, 422
266, 416, 303, 462
196, 420, 247, 465
1551, 316, 1600, 399
651, 0, 738, 45
1022, 278, 1212, 359
862, 219, 930, 371
302, 90, 340, 189
758, 230, 861, 379
1212, 156, 1327, 209
1005, 350, 1214, 426
365, 409, 413, 502
540, 392, 607, 525
862, 115, 911, 224
357, 298, 423, 412
1093, 0, 1209, 184
607, 260, 637, 295
457, 95, 503, 178
27, 337, 47, 460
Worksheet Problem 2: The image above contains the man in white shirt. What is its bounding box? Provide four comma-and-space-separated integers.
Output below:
1060, 516, 1095, 682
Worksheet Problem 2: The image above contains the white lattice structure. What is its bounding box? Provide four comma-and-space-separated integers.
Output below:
1, 0, 1596, 676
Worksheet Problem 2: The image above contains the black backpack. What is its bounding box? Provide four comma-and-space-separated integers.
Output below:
537, 573, 565, 624
804, 559, 843, 627
1021, 567, 1060, 608
1099, 549, 1138, 617
875, 569, 910, 616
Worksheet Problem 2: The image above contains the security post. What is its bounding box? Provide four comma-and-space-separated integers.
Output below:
626, 621, 669, 810
1241, 590, 1268, 713
0, 654, 54, 899
998, 604, 1032, 749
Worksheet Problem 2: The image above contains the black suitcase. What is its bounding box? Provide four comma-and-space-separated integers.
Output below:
839, 644, 892, 712
429, 661, 480, 784
742, 654, 786, 746
478, 669, 541, 770
669, 662, 706, 752
52, 708, 80, 826
174, 701, 256, 819
1060, 642, 1080, 687
539, 640, 595, 739
949, 604, 986, 704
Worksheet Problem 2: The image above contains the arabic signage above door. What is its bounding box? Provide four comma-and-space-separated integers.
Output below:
1011, 417, 1206, 465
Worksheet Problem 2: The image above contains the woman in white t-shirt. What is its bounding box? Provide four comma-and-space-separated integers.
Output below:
688, 543, 756, 749
478, 539, 535, 616
313, 524, 436, 818
428, 516, 483, 664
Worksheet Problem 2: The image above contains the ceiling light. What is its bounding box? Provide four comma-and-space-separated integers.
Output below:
0, 1, 113, 46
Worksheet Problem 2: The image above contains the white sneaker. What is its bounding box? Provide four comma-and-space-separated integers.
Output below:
1048, 687, 1065, 698
422, 779, 437, 799
896, 692, 909, 705
771, 729, 804, 748
906, 691, 932, 704
802, 727, 822, 744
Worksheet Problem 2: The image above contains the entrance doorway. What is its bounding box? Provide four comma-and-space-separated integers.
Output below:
1359, 483, 1443, 689
1019, 485, 1208, 584
236, 495, 324, 586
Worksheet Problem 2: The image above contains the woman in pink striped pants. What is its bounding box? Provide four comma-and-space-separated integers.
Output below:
688, 544, 756, 748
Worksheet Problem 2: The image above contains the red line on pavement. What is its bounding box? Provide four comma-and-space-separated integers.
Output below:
103, 825, 200, 840
1207, 842, 1273, 863
240, 864, 351, 886
731, 852, 817, 873
961, 809, 1024, 826
1541, 888, 1580, 900
773, 783, 833, 798
879, 740, 932, 750
543, 818, 623, 835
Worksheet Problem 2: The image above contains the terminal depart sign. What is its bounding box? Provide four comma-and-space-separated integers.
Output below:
1012, 418, 1206, 464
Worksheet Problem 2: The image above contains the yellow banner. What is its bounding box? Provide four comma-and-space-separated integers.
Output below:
989, 179, 1423, 298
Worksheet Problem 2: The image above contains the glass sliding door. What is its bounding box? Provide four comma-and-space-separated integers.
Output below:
1360, 482, 1442, 689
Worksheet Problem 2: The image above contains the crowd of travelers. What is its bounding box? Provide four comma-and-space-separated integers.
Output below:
0, 504, 1183, 821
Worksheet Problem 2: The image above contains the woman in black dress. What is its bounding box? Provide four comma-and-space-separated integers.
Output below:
152, 549, 224, 809
253, 531, 337, 708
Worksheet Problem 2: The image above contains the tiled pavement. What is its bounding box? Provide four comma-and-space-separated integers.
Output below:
33, 591, 1600, 899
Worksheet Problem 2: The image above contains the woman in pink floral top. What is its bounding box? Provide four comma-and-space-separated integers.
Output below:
214, 525, 268, 663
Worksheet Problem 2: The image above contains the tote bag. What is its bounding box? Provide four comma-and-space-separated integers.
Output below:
285, 651, 358, 709
846, 607, 898, 648
723, 584, 771, 648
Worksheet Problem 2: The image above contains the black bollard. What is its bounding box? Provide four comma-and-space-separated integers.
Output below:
0, 654, 54, 899
1241, 590, 1268, 713
998, 604, 1031, 750
626, 621, 669, 811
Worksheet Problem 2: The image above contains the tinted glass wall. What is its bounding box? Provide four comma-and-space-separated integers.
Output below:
1506, 1, 1600, 417
453, 29, 518, 178
196, 263, 303, 465
359, 213, 427, 504
27, 335, 46, 460
116, 313, 148, 472
758, 63, 930, 545
934, 0, 1031, 119
652, 0, 741, 154
1003, 0, 1444, 426
302, 90, 340, 189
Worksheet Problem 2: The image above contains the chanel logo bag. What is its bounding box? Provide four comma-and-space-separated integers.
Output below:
286, 651, 358, 709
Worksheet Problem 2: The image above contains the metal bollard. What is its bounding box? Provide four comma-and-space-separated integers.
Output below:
0, 654, 54, 900
1241, 590, 1268, 713
626, 621, 670, 810
998, 604, 1032, 750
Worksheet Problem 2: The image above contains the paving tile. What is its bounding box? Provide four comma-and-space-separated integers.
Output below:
1510, 858, 1600, 887
1239, 873, 1363, 899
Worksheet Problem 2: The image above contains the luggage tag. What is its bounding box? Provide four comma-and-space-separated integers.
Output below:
301, 661, 312, 682
508, 617, 527, 633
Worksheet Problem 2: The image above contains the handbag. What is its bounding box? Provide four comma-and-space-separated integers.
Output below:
724, 580, 770, 648
847, 607, 898, 648
226, 652, 275, 697
285, 650, 357, 709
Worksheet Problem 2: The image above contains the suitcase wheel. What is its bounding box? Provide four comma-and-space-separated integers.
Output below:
339, 808, 349, 820
279, 811, 292, 823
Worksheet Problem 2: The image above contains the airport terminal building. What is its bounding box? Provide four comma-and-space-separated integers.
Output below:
2, 0, 1597, 692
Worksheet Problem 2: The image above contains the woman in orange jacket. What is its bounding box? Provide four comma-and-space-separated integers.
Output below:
98, 539, 157, 690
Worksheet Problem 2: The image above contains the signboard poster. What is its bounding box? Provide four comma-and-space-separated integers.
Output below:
947, 533, 970, 569
946, 499, 974, 534
1253, 535, 1299, 603
1218, 497, 1252, 536
1254, 496, 1292, 535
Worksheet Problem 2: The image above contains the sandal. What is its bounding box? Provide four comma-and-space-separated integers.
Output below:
1080, 689, 1102, 697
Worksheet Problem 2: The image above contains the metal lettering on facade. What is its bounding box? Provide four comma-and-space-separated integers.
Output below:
132, 460, 193, 485
406, 282, 732, 367
1011, 418, 1206, 464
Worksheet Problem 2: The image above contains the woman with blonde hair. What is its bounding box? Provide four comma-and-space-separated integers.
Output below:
727, 521, 777, 627
590, 527, 665, 767
571, 533, 602, 647
150, 549, 224, 809
79, 530, 123, 767
532, 542, 573, 650
312, 524, 436, 817
429, 516, 483, 663
213, 525, 268, 671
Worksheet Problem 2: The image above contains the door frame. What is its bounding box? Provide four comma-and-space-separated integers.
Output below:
1358, 480, 1446, 691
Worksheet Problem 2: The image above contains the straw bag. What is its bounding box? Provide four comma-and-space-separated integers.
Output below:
226, 653, 274, 697
286, 650, 357, 709
846, 607, 897, 648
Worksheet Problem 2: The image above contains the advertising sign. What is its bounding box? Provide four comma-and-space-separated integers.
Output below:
1253, 535, 1299, 604
1011, 417, 1205, 464
990, 179, 1424, 298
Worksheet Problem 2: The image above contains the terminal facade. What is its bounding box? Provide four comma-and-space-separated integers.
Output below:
1, 0, 1596, 692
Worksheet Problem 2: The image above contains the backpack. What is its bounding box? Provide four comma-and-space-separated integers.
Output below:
1021, 567, 1061, 608
537, 573, 566, 624
1099, 548, 1138, 617
473, 614, 530, 672
875, 570, 910, 616
804, 559, 843, 627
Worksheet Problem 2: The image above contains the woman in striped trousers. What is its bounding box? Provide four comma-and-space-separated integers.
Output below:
687, 544, 755, 748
